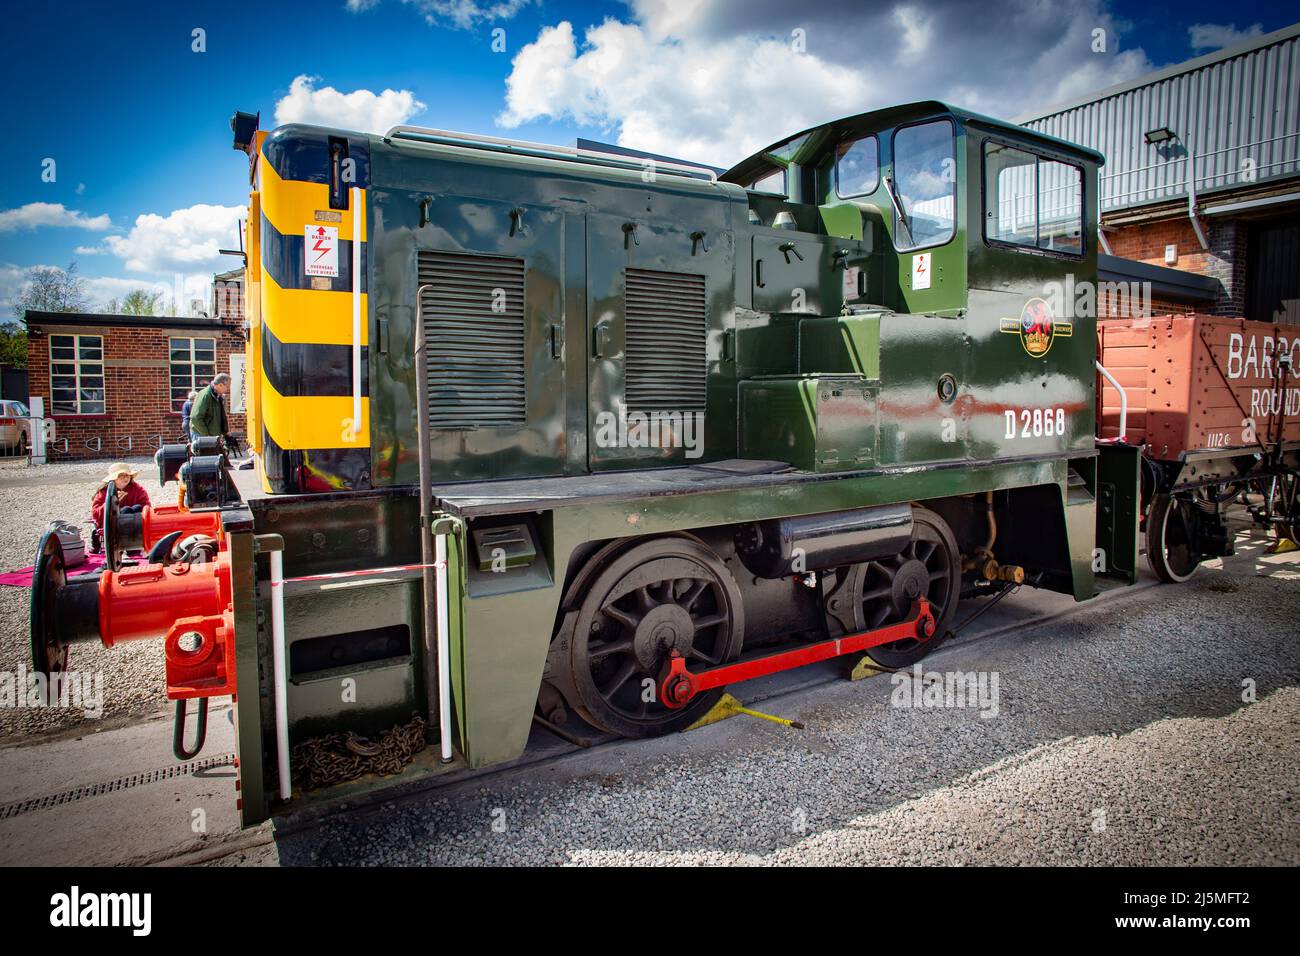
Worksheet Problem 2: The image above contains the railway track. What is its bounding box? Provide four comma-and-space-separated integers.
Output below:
146, 572, 1166, 865
10, 513, 1291, 867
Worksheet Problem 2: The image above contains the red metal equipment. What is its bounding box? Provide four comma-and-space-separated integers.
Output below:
97, 551, 237, 699
135, 504, 223, 553
658, 598, 936, 708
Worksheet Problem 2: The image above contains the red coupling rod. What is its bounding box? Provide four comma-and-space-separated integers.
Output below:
658, 598, 936, 709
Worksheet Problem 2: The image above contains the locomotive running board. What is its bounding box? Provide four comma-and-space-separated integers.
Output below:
659, 598, 936, 710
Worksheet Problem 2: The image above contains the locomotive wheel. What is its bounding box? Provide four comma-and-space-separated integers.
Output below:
566, 537, 744, 738
844, 507, 960, 669
30, 528, 70, 684
1147, 493, 1201, 583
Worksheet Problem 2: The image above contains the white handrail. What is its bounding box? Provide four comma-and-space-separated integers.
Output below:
435, 533, 452, 764
270, 549, 291, 800
1096, 359, 1128, 443
351, 185, 363, 443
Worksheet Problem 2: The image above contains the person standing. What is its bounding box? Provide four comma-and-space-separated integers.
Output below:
190, 373, 230, 445
180, 388, 197, 441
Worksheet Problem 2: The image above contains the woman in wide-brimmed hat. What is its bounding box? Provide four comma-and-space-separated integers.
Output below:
90, 461, 151, 528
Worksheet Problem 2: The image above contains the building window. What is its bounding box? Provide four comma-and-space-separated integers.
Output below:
170, 337, 217, 412
49, 334, 105, 415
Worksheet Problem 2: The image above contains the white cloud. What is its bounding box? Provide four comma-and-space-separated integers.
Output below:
274, 75, 426, 133
73, 245, 103, 255
0, 263, 27, 317
0, 262, 217, 317
87, 273, 216, 314
103, 203, 246, 275
497, 0, 1157, 167
1188, 22, 1264, 52
498, 21, 872, 166
0, 202, 111, 233
346, 0, 532, 30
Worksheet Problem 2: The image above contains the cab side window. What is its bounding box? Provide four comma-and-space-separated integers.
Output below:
984, 141, 1083, 256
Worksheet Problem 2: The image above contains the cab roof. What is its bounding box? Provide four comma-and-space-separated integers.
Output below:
722, 99, 1106, 185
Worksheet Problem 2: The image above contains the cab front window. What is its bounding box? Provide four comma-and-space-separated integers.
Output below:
746, 168, 786, 195
834, 135, 880, 198
890, 119, 956, 251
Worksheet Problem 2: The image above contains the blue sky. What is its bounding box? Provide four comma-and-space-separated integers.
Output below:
1, 0, 1297, 315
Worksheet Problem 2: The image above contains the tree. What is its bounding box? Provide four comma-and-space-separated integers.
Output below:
104, 288, 163, 316
0, 322, 25, 368
12, 261, 88, 318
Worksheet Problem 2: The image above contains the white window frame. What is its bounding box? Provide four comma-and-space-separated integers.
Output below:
169, 336, 217, 413
48, 333, 105, 415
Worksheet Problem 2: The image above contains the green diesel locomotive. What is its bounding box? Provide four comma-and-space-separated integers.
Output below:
33, 100, 1215, 827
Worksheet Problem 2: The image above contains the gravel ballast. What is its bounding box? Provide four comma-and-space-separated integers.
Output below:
260, 567, 1297, 867
0, 458, 169, 740
1, 456, 1296, 866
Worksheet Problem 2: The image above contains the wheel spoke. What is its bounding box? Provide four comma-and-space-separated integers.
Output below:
688, 645, 721, 666
602, 604, 640, 631
589, 637, 634, 661
598, 659, 639, 699
678, 580, 708, 611
693, 611, 727, 631
635, 585, 655, 611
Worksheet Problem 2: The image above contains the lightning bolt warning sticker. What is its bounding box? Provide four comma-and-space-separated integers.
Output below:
304, 224, 339, 278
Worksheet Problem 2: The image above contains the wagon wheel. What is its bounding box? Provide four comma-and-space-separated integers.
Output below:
566, 537, 744, 738
1147, 493, 1201, 583
835, 508, 960, 669
1274, 472, 1299, 543
1196, 482, 1241, 505
30, 527, 70, 687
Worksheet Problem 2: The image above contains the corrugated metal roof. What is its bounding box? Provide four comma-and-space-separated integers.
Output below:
1020, 23, 1300, 212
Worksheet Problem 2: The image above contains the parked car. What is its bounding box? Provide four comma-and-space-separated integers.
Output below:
0, 400, 32, 456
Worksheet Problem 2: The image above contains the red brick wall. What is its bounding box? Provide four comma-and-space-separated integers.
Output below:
26, 322, 246, 461
1104, 214, 1247, 319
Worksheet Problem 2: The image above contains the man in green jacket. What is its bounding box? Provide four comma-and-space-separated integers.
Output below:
190, 373, 231, 445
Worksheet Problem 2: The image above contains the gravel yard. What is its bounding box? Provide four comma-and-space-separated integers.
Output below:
0, 457, 169, 741
257, 564, 1298, 867
1, 456, 1296, 867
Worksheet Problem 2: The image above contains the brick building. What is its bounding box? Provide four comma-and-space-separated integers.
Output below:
212, 267, 245, 324
24, 311, 246, 460
1022, 22, 1300, 324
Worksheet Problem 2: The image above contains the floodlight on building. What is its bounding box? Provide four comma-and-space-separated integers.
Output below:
1144, 126, 1176, 145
